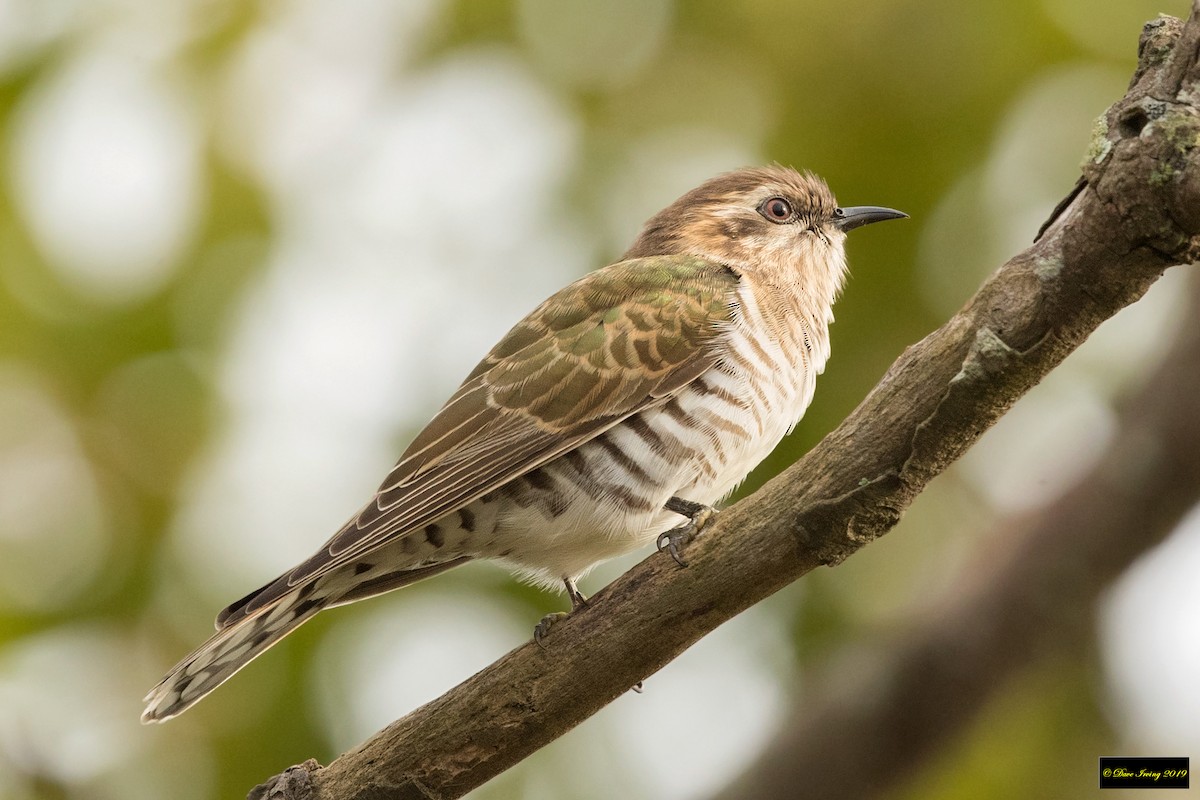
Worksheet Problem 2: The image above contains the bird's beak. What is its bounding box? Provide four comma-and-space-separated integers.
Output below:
833, 205, 908, 232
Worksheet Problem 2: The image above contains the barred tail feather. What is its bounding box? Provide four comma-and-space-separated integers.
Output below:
141, 584, 327, 723
142, 555, 474, 723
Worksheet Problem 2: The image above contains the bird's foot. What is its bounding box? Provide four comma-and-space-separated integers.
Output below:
534, 577, 589, 648
534, 612, 569, 648
658, 497, 717, 567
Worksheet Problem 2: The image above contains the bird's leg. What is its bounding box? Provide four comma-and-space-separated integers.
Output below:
534, 577, 588, 648
564, 577, 588, 610
657, 496, 718, 567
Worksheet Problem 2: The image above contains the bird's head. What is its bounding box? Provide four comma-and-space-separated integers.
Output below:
624, 166, 905, 300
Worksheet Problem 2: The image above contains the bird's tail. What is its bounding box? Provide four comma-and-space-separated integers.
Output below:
141, 581, 328, 723
141, 555, 474, 723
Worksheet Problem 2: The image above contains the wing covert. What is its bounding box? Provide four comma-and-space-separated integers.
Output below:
226, 255, 738, 623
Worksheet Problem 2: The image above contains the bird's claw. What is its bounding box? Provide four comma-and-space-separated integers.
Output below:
534, 579, 589, 649
534, 612, 569, 649
657, 524, 696, 566
657, 500, 717, 567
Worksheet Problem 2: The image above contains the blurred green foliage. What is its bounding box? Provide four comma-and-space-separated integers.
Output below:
0, 1, 1177, 798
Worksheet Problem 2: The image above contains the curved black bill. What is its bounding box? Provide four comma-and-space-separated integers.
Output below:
833, 205, 908, 232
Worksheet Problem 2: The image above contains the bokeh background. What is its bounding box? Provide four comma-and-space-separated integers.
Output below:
0, 1, 1196, 798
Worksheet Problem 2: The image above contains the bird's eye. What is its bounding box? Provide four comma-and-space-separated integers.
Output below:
759, 197, 794, 223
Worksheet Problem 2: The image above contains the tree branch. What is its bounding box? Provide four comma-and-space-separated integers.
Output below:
711, 268, 1200, 800
250, 7, 1200, 798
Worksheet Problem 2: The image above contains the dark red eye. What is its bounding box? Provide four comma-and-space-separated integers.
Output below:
760, 196, 793, 223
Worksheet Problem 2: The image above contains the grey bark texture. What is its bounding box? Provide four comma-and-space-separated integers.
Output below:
250, 6, 1200, 799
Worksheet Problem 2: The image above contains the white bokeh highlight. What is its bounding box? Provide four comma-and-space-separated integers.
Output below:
0, 363, 109, 612
0, 624, 215, 800
610, 609, 791, 800
0, 0, 85, 75
217, 0, 441, 191
0, 627, 135, 781
1102, 506, 1200, 755
9, 46, 204, 303
312, 585, 528, 750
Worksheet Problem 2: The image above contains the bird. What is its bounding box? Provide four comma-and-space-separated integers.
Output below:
141, 165, 905, 723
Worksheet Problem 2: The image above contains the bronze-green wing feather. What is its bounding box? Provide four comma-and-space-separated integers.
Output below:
220, 255, 738, 624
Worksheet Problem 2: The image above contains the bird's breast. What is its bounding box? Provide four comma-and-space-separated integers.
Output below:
476, 280, 830, 584
678, 278, 826, 495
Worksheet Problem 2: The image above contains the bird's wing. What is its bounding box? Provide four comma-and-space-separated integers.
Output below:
219, 255, 738, 625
